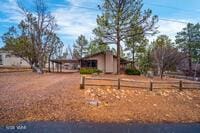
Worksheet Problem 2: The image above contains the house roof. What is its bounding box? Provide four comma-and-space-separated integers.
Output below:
51, 51, 131, 64
80, 51, 131, 64
0, 49, 11, 53
80, 51, 107, 60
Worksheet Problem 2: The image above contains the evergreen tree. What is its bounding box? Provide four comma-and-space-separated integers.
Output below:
93, 0, 158, 74
125, 32, 148, 68
73, 35, 88, 58
176, 23, 200, 75
87, 40, 110, 55
137, 46, 152, 74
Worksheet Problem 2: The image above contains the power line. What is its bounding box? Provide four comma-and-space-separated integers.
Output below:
69, 4, 190, 24
159, 18, 188, 24
71, 4, 99, 11
70, 1, 200, 14
144, 2, 200, 14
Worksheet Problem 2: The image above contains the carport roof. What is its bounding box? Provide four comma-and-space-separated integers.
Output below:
50, 59, 79, 64
81, 51, 131, 64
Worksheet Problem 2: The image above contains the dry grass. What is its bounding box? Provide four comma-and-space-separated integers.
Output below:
0, 72, 200, 125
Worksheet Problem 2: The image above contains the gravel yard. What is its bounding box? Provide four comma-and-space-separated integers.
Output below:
0, 72, 200, 125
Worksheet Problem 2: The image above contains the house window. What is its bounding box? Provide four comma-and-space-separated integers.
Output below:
81, 60, 97, 68
0, 55, 3, 65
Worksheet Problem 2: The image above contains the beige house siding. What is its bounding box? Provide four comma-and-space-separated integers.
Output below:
82, 51, 126, 74
105, 52, 113, 73
83, 54, 105, 72
113, 58, 117, 74
83, 52, 118, 73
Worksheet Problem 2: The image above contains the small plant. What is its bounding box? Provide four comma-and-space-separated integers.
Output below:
80, 68, 102, 74
95, 69, 102, 74
125, 68, 141, 75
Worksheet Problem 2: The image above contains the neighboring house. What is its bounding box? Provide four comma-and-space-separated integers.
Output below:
0, 50, 30, 68
80, 51, 129, 74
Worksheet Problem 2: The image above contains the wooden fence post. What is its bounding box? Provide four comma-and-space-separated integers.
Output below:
80, 76, 85, 89
118, 78, 120, 89
149, 80, 153, 91
179, 80, 182, 91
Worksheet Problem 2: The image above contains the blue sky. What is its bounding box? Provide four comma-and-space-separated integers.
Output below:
0, 0, 200, 48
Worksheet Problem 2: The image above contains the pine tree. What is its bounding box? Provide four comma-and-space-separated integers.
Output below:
93, 0, 158, 74
73, 35, 88, 58
87, 40, 110, 55
176, 23, 200, 75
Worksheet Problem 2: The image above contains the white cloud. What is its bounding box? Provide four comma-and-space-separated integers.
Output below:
0, 0, 195, 46
52, 0, 100, 41
0, 0, 24, 23
148, 19, 189, 42
0, 0, 100, 47
158, 20, 186, 39
53, 8, 97, 37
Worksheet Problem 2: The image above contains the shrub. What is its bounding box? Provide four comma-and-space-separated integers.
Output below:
80, 68, 102, 74
125, 68, 141, 75
95, 69, 102, 74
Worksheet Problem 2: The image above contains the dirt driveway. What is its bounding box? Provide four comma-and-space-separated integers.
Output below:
0, 72, 200, 125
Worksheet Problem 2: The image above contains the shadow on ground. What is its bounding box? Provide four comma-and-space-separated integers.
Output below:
0, 121, 200, 133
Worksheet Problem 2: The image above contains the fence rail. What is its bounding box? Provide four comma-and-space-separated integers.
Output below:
164, 74, 200, 81
80, 76, 200, 91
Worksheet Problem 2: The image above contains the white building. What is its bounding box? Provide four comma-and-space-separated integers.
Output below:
0, 50, 30, 68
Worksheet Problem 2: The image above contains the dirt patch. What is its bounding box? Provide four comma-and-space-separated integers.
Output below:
0, 72, 200, 125
83, 86, 200, 123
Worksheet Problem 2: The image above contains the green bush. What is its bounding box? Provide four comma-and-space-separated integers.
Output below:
125, 68, 141, 75
80, 68, 102, 74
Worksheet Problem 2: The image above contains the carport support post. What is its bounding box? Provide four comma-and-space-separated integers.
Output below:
149, 80, 153, 91
60, 63, 62, 72
118, 78, 120, 89
179, 80, 183, 91
80, 76, 85, 89
59, 63, 61, 72
52, 62, 54, 72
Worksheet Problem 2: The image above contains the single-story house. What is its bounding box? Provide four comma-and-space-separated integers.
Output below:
80, 51, 129, 74
50, 51, 130, 74
0, 50, 30, 68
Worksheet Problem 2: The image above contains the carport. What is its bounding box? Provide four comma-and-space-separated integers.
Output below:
50, 59, 79, 72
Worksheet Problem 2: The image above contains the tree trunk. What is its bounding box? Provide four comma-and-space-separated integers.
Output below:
132, 49, 135, 69
37, 56, 44, 74
48, 57, 51, 72
30, 64, 37, 72
116, 8, 121, 75
157, 65, 160, 76
116, 26, 121, 75
188, 33, 192, 76
160, 68, 164, 79
188, 54, 192, 76
117, 40, 120, 74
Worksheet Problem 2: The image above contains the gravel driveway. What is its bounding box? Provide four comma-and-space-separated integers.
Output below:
0, 72, 200, 125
